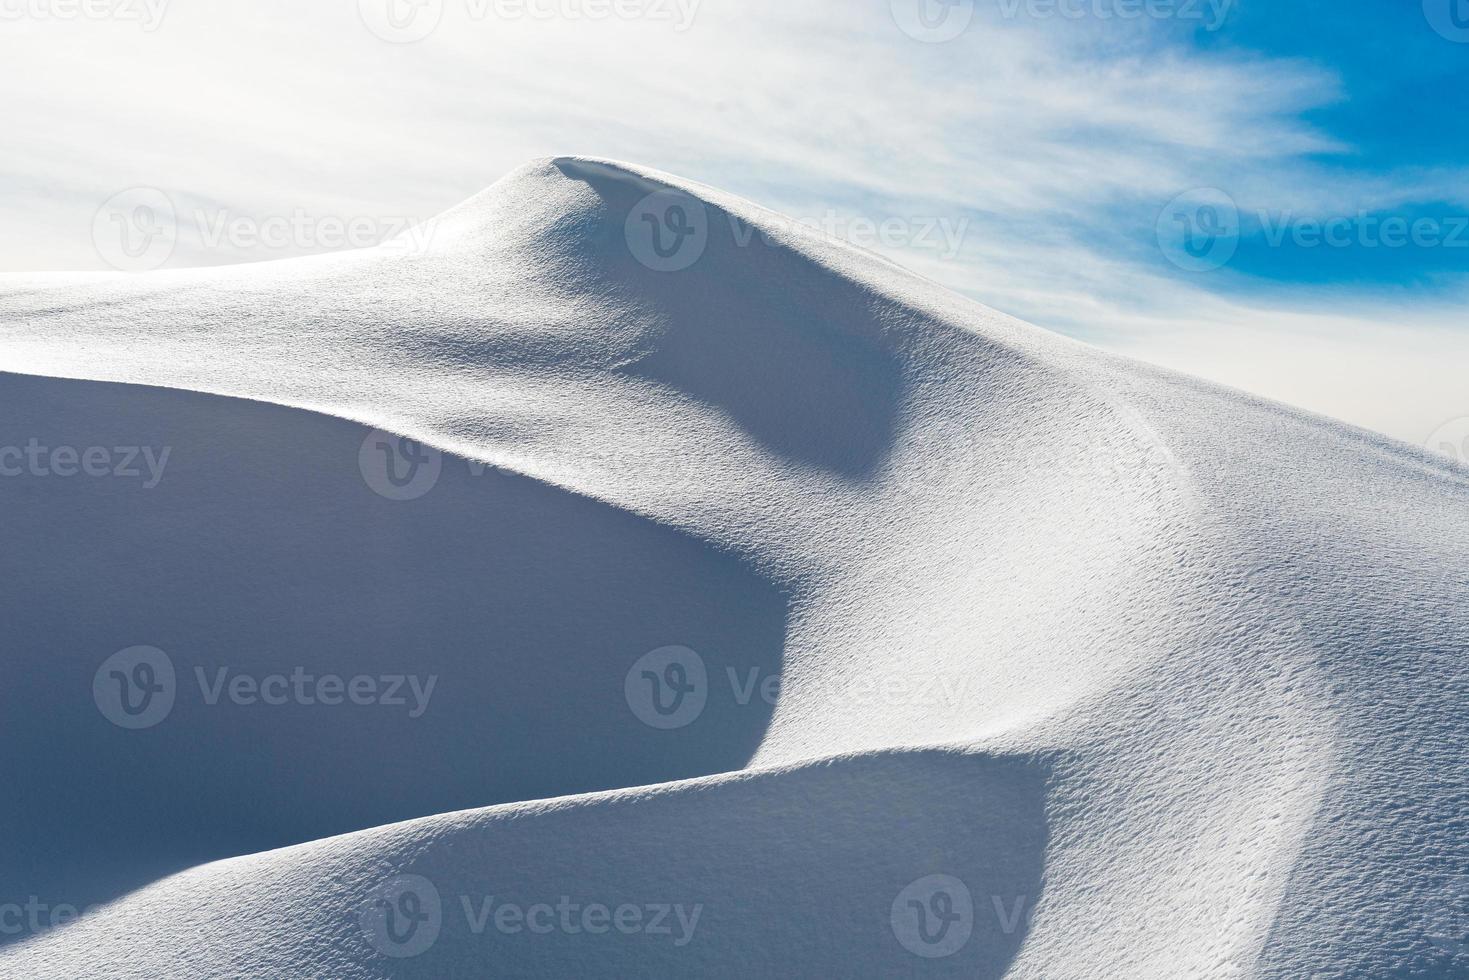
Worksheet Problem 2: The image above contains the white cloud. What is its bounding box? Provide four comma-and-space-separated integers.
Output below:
0, 0, 1464, 443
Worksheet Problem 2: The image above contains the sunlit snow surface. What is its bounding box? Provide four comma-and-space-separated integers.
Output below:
0, 159, 1464, 978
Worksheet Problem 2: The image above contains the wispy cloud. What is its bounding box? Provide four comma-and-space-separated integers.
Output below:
0, 0, 1464, 443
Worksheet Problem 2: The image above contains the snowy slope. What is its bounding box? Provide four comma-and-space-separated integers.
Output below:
0, 157, 1464, 978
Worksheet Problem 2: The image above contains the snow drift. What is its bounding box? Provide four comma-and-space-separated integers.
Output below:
0, 157, 1464, 978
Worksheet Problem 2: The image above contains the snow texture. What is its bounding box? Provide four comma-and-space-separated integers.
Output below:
0, 158, 1464, 978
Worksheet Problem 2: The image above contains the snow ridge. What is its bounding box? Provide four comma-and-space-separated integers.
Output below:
0, 158, 1464, 978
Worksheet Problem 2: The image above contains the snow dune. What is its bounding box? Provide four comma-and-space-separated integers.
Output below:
0, 158, 1464, 977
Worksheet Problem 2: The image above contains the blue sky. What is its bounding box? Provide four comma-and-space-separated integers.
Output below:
0, 0, 1466, 443
1187, 0, 1469, 285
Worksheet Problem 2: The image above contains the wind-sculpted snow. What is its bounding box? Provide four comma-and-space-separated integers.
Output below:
0, 158, 1463, 977
0, 372, 786, 921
